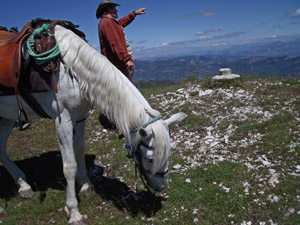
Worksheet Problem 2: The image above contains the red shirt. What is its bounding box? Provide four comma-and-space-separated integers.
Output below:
98, 13, 135, 71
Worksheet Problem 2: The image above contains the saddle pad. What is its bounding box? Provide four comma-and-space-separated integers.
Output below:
0, 63, 51, 96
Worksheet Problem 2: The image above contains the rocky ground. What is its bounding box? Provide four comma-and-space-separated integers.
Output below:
83, 77, 300, 224
147, 78, 300, 224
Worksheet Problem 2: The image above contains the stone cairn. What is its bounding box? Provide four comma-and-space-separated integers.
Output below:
212, 68, 240, 80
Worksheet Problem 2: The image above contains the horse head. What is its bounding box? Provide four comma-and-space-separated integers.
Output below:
127, 112, 187, 192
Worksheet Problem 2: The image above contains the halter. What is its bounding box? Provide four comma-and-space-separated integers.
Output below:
130, 115, 162, 134
125, 115, 169, 191
125, 115, 161, 158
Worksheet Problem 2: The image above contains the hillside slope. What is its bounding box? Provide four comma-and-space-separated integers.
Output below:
1, 77, 300, 224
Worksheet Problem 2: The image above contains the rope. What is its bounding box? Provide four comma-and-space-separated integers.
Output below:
27, 23, 60, 65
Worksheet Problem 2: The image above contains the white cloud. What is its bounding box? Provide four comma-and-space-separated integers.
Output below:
200, 10, 218, 17
155, 43, 169, 48
151, 32, 246, 51
196, 27, 224, 36
178, 10, 218, 19
197, 32, 246, 41
285, 8, 300, 19
292, 8, 300, 18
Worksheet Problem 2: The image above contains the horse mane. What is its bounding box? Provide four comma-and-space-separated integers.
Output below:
54, 25, 159, 136
54, 25, 169, 174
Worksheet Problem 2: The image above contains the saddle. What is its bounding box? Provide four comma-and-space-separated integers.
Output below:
0, 22, 31, 88
0, 19, 86, 130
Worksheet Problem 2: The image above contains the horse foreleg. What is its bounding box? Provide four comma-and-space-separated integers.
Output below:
54, 115, 85, 224
0, 118, 34, 198
74, 120, 93, 194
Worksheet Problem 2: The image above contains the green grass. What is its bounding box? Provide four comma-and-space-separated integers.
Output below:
167, 162, 253, 224
1, 76, 300, 224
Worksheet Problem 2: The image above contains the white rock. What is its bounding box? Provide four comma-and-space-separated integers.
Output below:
284, 207, 295, 217
210, 142, 219, 148
268, 173, 280, 187
268, 169, 276, 174
206, 126, 214, 131
268, 194, 279, 202
224, 136, 229, 144
219, 68, 232, 75
173, 164, 182, 169
193, 208, 199, 214
212, 74, 240, 80
245, 163, 255, 170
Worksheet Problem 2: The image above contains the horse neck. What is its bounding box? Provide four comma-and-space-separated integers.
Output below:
54, 25, 160, 138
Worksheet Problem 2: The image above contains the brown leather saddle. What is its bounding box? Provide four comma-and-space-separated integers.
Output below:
0, 22, 31, 89
0, 19, 86, 130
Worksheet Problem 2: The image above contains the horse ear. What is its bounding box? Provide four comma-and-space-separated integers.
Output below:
139, 128, 153, 139
164, 112, 187, 127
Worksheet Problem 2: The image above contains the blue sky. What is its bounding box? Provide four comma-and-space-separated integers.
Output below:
1, 0, 300, 58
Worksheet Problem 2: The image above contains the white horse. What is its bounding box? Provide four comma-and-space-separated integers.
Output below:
0, 25, 186, 224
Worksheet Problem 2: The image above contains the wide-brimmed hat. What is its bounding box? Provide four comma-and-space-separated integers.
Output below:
96, 0, 120, 19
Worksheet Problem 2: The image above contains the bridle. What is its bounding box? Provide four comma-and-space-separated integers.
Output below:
125, 116, 169, 189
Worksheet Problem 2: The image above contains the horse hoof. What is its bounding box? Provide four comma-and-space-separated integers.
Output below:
18, 188, 35, 199
67, 209, 87, 225
70, 220, 87, 225
17, 178, 34, 198
79, 183, 94, 195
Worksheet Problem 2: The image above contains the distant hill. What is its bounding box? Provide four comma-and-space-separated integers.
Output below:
213, 39, 300, 58
134, 36, 300, 59
134, 55, 300, 82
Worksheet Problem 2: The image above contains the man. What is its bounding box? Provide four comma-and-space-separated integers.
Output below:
97, 0, 146, 81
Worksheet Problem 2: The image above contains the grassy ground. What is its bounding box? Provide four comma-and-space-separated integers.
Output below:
0, 76, 299, 224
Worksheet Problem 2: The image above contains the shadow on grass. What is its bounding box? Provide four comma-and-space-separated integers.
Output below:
0, 151, 163, 217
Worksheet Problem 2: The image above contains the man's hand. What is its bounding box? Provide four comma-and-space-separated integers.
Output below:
127, 60, 135, 70
135, 8, 146, 15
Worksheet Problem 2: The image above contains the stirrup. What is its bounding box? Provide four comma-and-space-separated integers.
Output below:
16, 109, 30, 131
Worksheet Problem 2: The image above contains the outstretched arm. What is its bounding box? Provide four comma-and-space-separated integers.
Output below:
134, 8, 146, 15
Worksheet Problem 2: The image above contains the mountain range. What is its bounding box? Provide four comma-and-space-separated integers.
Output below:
134, 55, 300, 82
133, 37, 300, 82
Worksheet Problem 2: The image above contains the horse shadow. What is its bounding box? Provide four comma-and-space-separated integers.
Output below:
0, 151, 164, 217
